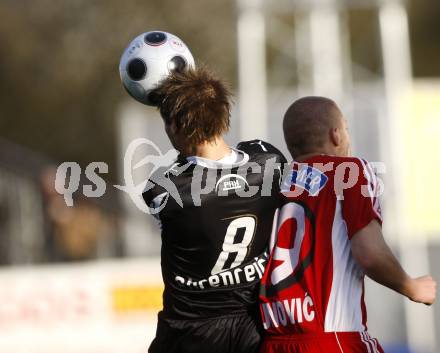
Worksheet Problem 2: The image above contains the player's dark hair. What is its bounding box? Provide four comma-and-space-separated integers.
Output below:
153, 66, 231, 146
283, 96, 343, 158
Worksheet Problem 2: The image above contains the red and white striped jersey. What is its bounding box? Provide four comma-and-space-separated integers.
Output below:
260, 155, 382, 334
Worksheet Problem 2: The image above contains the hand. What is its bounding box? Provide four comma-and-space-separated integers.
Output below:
406, 275, 437, 305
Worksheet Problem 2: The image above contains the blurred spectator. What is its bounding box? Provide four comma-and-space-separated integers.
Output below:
40, 166, 111, 262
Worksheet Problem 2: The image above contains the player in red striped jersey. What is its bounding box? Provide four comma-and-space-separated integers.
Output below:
259, 96, 436, 353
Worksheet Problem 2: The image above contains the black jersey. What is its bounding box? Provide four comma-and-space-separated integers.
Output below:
143, 140, 287, 319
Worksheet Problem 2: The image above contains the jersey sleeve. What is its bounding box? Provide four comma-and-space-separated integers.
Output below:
237, 140, 288, 194
142, 180, 161, 221
342, 158, 383, 239
141, 167, 172, 220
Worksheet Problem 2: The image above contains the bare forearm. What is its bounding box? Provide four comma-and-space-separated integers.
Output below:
360, 244, 411, 297
351, 220, 436, 305
351, 220, 411, 297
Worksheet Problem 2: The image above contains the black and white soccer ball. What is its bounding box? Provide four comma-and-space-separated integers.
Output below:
119, 31, 195, 106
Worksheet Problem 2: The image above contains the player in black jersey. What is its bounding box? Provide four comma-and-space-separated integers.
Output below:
143, 67, 286, 353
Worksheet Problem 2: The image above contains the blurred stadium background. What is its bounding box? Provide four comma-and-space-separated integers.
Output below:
1, 0, 440, 352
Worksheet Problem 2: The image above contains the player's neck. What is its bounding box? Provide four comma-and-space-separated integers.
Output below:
182, 137, 231, 160
295, 148, 337, 162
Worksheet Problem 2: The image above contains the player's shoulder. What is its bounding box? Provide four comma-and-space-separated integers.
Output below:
141, 160, 186, 206
317, 155, 370, 170
332, 156, 373, 174
236, 139, 287, 163
304, 155, 375, 185
142, 169, 167, 207
319, 156, 377, 190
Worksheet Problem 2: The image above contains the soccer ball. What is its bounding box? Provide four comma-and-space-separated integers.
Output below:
119, 31, 195, 106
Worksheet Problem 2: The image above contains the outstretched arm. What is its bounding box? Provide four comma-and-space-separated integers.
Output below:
351, 219, 436, 305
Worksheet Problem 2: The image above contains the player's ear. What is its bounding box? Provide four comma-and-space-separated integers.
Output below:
330, 127, 342, 147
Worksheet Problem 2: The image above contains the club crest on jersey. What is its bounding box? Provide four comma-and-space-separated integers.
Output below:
215, 174, 249, 193
290, 165, 328, 196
